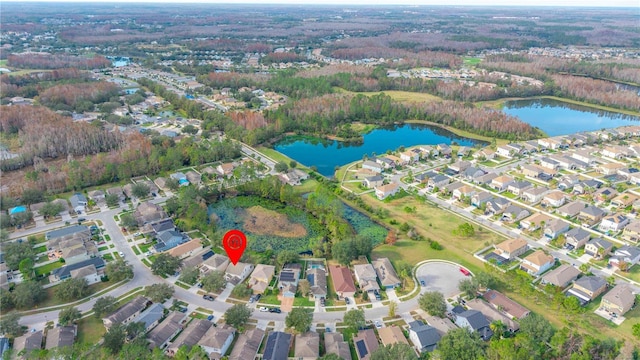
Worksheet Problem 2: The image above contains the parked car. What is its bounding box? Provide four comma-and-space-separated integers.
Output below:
374, 320, 382, 329
345, 298, 350, 305
179, 307, 188, 313
118, 251, 125, 257
420, 280, 426, 287
203, 295, 214, 301
259, 307, 269, 312
207, 315, 214, 321
268, 308, 281, 313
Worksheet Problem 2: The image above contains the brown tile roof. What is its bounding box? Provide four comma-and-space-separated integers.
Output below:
329, 265, 357, 294
482, 289, 530, 319
377, 326, 409, 346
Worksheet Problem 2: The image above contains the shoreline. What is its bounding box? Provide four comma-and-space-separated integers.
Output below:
478, 95, 640, 117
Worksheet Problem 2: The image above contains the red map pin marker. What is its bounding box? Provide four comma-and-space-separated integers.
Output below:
223, 230, 247, 265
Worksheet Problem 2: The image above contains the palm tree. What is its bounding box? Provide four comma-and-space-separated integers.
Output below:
490, 320, 506, 339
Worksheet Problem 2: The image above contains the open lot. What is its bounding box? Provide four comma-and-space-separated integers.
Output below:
416, 261, 469, 298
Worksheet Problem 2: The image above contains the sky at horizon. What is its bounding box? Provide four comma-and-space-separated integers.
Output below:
6, 0, 640, 7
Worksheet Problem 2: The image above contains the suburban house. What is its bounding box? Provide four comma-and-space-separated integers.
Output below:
452, 185, 476, 201
217, 162, 236, 178
46, 225, 90, 243
154, 230, 187, 252
611, 193, 638, 208
573, 180, 603, 195
594, 187, 618, 204
133, 201, 167, 226
225, 261, 254, 285
599, 214, 630, 233
329, 265, 357, 299
279, 263, 302, 297
474, 172, 498, 185
69, 193, 88, 213
520, 250, 555, 276
87, 190, 105, 204
427, 175, 449, 190
609, 245, 640, 268
408, 320, 440, 353
623, 221, 640, 243
363, 175, 384, 189
541, 264, 581, 288
521, 187, 548, 203
585, 238, 613, 259
567, 276, 608, 304
601, 284, 635, 316
520, 213, 553, 232
147, 312, 186, 350
452, 308, 492, 341
45, 325, 76, 350
102, 296, 150, 329
166, 319, 212, 355
362, 160, 383, 173
543, 191, 566, 208
543, 219, 571, 239
51, 257, 105, 284
557, 201, 586, 218
540, 157, 560, 171
485, 198, 511, 215
507, 181, 532, 196
306, 268, 328, 299
185, 170, 202, 185
557, 175, 580, 191
294, 332, 320, 360
248, 264, 276, 294
353, 264, 380, 293
490, 175, 514, 192
13, 330, 43, 357
281, 169, 309, 186
375, 157, 395, 169
482, 290, 530, 319
167, 239, 202, 259
448, 160, 471, 174
324, 332, 352, 360
353, 329, 379, 360
437, 143, 452, 157
135, 303, 165, 333
375, 183, 400, 200
497, 144, 517, 158
473, 148, 495, 160
494, 238, 528, 260
263, 331, 292, 360
200, 254, 230, 275
471, 192, 493, 207
467, 299, 519, 332
602, 145, 630, 159
578, 206, 606, 225
571, 150, 597, 166
106, 186, 124, 201
379, 326, 409, 347
521, 164, 543, 178
565, 227, 591, 249
501, 205, 530, 223
197, 325, 236, 359
228, 328, 265, 360
372, 257, 401, 289
400, 150, 420, 163
463, 167, 486, 181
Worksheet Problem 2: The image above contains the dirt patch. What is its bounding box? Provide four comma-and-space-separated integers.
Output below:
243, 206, 307, 238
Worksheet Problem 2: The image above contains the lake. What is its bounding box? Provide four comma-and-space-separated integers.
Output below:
502, 98, 640, 137
274, 123, 482, 177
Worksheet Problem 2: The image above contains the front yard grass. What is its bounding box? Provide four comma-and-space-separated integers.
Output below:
77, 315, 106, 344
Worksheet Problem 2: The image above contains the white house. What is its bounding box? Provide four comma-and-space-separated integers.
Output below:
375, 183, 400, 200
362, 160, 383, 173
599, 214, 630, 233
609, 245, 640, 268
197, 326, 236, 358
520, 250, 554, 276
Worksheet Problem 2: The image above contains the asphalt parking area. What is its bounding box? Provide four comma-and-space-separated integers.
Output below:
416, 261, 469, 298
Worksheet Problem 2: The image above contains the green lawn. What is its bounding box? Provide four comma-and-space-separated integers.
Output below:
139, 242, 155, 253
33, 245, 47, 254
77, 315, 106, 344
34, 261, 63, 276
97, 246, 109, 252
259, 294, 281, 305
102, 254, 114, 262
132, 246, 141, 255
293, 297, 315, 307
463, 57, 482, 66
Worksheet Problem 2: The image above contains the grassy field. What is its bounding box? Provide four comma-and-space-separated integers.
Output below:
463, 57, 482, 66
336, 87, 443, 104
77, 315, 105, 344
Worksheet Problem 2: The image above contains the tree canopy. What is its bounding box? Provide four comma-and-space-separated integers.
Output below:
144, 283, 174, 303
418, 291, 447, 318
224, 304, 252, 329
201, 270, 226, 293
150, 253, 181, 276
285, 307, 313, 334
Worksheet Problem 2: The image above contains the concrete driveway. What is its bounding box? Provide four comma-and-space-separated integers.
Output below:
416, 261, 468, 298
